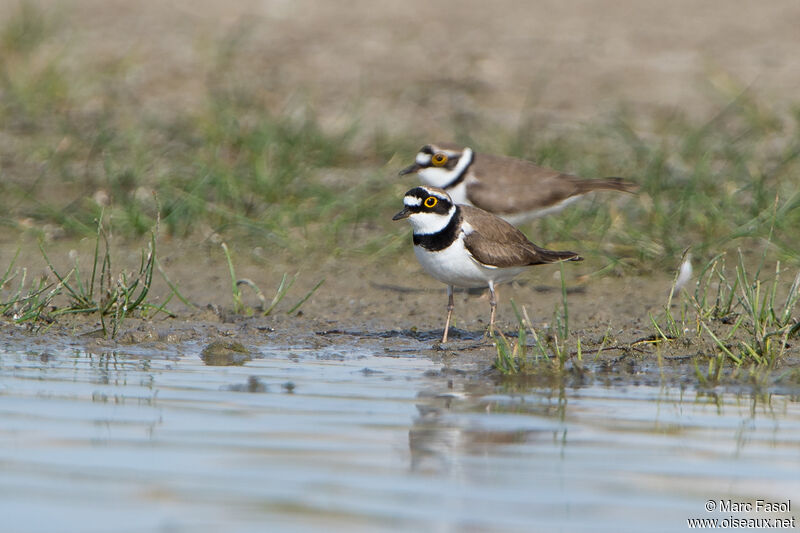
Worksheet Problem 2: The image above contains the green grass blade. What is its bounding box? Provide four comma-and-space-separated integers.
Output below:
287, 278, 325, 315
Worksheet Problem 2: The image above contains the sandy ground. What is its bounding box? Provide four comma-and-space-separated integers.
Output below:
13, 0, 800, 134
3, 0, 800, 382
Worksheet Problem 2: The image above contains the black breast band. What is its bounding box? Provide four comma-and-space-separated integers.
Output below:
413, 207, 461, 251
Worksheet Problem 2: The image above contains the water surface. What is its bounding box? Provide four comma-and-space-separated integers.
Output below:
1, 338, 798, 532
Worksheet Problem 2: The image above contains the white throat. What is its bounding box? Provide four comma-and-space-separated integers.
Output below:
408, 206, 456, 235
445, 180, 470, 205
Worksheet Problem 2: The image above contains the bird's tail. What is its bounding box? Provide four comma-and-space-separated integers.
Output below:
576, 177, 638, 194
532, 245, 583, 264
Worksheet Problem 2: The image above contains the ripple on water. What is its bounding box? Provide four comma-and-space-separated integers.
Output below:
0, 341, 798, 533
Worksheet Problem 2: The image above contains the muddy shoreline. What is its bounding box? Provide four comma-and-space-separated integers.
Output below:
3, 240, 797, 392
2, 0, 800, 391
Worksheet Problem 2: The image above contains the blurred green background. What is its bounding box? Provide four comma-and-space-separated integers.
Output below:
2, 0, 800, 273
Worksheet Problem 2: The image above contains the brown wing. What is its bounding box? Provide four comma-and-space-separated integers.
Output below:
465, 152, 635, 214
461, 206, 582, 268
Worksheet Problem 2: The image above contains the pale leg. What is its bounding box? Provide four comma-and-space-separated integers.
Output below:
488, 280, 497, 335
442, 285, 454, 343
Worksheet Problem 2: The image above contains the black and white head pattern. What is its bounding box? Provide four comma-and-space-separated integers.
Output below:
413, 145, 474, 189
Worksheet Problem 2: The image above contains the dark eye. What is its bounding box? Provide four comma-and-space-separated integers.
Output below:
431, 153, 448, 167
424, 196, 438, 208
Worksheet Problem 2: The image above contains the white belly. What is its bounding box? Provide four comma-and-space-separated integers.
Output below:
413, 237, 526, 288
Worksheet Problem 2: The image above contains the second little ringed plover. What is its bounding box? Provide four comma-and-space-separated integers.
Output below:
392, 186, 582, 343
399, 143, 637, 225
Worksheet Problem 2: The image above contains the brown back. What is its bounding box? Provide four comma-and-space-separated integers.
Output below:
461, 205, 582, 268
463, 152, 635, 214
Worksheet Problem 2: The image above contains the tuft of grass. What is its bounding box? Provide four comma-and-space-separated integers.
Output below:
729, 251, 800, 363
692, 253, 739, 322
0, 216, 181, 337
492, 302, 527, 375
698, 251, 800, 370
0, 248, 62, 325
38, 217, 162, 338
652, 245, 800, 385
221, 242, 325, 317
493, 291, 577, 376
547, 269, 574, 370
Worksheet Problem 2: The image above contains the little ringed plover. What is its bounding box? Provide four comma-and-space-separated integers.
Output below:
392, 186, 582, 343
399, 143, 637, 225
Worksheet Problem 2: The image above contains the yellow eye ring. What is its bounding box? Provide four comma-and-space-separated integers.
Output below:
424, 196, 438, 208
431, 153, 448, 167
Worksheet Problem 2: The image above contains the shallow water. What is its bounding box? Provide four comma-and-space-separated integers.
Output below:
1, 338, 798, 533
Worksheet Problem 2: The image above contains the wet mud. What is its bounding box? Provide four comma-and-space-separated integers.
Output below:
2, 0, 799, 391
3, 242, 797, 392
